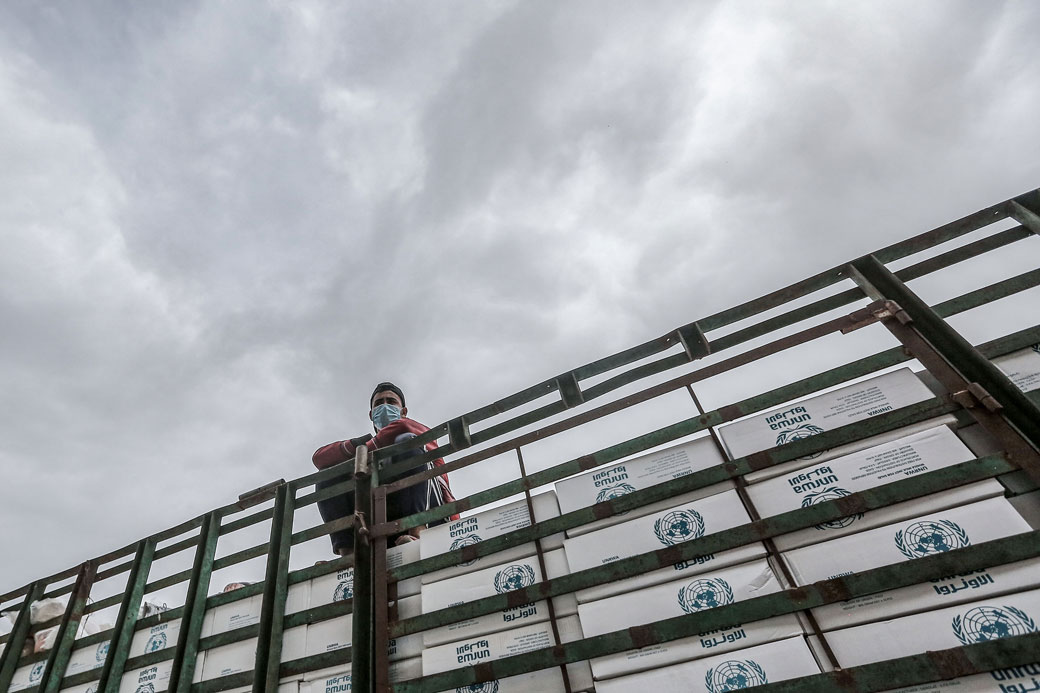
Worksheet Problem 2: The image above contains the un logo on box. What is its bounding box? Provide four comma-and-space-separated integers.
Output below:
677, 577, 734, 614
705, 659, 768, 692
456, 681, 499, 693
493, 564, 536, 594
776, 424, 826, 459
953, 605, 1037, 645
802, 487, 863, 530
334, 578, 354, 602
29, 662, 45, 684
653, 509, 705, 546
450, 535, 484, 566
894, 520, 969, 559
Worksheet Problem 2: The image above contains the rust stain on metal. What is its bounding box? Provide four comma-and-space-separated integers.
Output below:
816, 577, 854, 604
472, 662, 495, 685
460, 545, 481, 564
592, 503, 615, 520
717, 404, 745, 422
628, 624, 657, 649
746, 451, 774, 472
832, 668, 859, 692
835, 494, 869, 517
577, 455, 600, 472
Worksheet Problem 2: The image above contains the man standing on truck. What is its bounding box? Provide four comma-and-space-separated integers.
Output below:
312, 381, 458, 556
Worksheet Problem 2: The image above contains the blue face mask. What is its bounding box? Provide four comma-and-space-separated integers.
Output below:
371, 403, 401, 430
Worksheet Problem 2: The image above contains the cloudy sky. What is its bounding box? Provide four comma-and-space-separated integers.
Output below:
1, 1, 1039, 607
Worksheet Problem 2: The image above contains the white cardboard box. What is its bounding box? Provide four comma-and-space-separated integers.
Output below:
199, 624, 305, 681
201, 583, 309, 638
117, 659, 188, 693
717, 368, 938, 478
554, 435, 732, 538
580, 559, 803, 680
129, 618, 181, 657
564, 489, 767, 603
298, 658, 421, 693
10, 661, 47, 692
783, 496, 1038, 630
746, 425, 998, 550
824, 587, 1040, 668
65, 640, 110, 676
421, 548, 575, 647
305, 542, 421, 611
301, 595, 421, 662
994, 344, 1040, 393
594, 635, 821, 692
419, 492, 563, 584
879, 661, 1040, 693
422, 615, 583, 676
222, 680, 299, 693
423, 661, 595, 693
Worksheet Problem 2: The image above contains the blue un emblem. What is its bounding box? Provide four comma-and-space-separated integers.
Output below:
596, 483, 637, 504
96, 641, 110, 662
135, 684, 156, 693
145, 632, 168, 652
704, 659, 768, 692
493, 565, 536, 594
1032, 343, 1040, 355
653, 509, 705, 546
450, 535, 483, 566
802, 487, 863, 530
29, 662, 45, 684
456, 682, 499, 693
775, 424, 826, 459
894, 520, 969, 559
334, 578, 354, 602
953, 605, 1037, 645
677, 578, 734, 614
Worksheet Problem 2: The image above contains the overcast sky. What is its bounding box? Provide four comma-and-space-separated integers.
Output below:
2, 1, 1039, 605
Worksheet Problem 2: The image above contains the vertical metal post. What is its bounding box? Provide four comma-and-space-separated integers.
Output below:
516, 448, 573, 693
0, 583, 43, 692
850, 254, 1040, 450
372, 478, 390, 692
253, 483, 295, 692
98, 538, 157, 693
41, 560, 98, 693
351, 445, 374, 692
168, 511, 221, 693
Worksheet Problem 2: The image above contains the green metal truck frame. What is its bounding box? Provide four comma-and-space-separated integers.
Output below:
2, 188, 1039, 693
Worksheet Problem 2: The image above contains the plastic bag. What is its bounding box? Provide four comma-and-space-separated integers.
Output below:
138, 601, 169, 619
33, 626, 58, 653
29, 598, 66, 624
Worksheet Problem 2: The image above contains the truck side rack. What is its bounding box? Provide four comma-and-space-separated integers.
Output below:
2, 188, 1039, 693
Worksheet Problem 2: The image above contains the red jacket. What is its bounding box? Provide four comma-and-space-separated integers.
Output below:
312, 417, 459, 520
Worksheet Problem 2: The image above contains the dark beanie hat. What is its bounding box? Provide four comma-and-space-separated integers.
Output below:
371, 381, 405, 408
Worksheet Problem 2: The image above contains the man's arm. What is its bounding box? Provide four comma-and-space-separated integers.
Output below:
312, 435, 372, 470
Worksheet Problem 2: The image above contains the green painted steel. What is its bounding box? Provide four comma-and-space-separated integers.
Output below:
391, 531, 1040, 692
168, 512, 220, 693
390, 454, 1015, 638
97, 538, 156, 693
0, 582, 43, 692
351, 445, 375, 693
39, 561, 97, 693
2, 189, 1038, 693
253, 483, 295, 692
753, 632, 1040, 693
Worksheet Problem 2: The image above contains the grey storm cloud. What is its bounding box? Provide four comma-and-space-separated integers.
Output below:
1, 0, 1038, 598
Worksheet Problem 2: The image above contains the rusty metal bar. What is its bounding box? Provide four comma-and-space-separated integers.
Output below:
252, 483, 294, 692
40, 561, 98, 693
97, 538, 156, 693
351, 445, 375, 692
0, 582, 43, 692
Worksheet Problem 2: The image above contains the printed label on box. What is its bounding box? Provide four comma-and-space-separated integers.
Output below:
784, 496, 1036, 630
564, 489, 766, 602
422, 616, 583, 677
825, 588, 1040, 669
421, 549, 575, 647
594, 636, 821, 692
717, 368, 934, 462
581, 559, 803, 679
994, 345, 1040, 393
555, 436, 728, 537
420, 492, 562, 584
